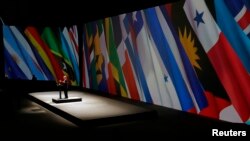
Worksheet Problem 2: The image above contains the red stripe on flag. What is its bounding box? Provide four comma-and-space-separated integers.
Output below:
238, 10, 250, 29
215, 96, 231, 113
25, 27, 64, 82
199, 91, 220, 119
165, 4, 172, 18
199, 91, 231, 119
107, 63, 117, 95
208, 33, 250, 122
123, 50, 140, 100
187, 107, 197, 114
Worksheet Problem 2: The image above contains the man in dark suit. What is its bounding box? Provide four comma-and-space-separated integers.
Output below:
59, 75, 70, 99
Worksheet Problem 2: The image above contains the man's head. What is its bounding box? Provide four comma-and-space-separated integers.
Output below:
63, 75, 67, 80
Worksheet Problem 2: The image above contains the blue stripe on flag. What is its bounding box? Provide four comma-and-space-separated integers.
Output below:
216, 0, 250, 73
10, 26, 47, 80
29, 41, 55, 80
60, 28, 80, 84
4, 48, 27, 79
123, 14, 153, 103
124, 38, 152, 103
160, 6, 208, 110
144, 8, 194, 111
3, 25, 32, 79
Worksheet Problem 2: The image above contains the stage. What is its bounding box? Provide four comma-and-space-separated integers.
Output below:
28, 91, 157, 127
1, 89, 249, 138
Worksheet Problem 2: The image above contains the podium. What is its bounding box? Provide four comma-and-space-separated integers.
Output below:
52, 97, 82, 103
53, 81, 82, 103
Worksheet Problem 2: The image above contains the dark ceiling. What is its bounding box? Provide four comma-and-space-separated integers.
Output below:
0, 0, 179, 25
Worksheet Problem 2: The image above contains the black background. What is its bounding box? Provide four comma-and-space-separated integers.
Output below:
0, 0, 179, 25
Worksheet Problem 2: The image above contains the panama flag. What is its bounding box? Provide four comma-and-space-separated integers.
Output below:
184, 0, 250, 123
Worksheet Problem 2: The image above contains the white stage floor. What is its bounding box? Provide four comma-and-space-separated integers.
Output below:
28, 91, 157, 127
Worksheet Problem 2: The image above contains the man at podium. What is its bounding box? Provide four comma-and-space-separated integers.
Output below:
53, 74, 81, 103
58, 75, 70, 99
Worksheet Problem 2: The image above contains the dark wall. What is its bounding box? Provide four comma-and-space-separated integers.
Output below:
0, 0, 179, 25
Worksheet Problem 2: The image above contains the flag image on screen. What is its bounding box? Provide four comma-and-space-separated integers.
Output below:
3, 0, 250, 124
3, 25, 80, 86
81, 0, 250, 124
